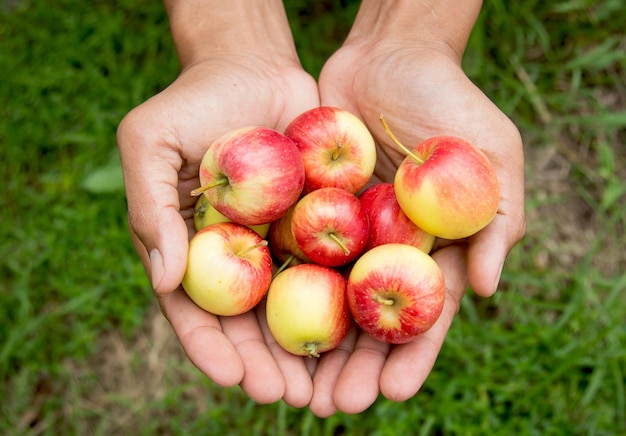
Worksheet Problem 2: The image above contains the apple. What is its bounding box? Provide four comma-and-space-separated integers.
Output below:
358, 182, 435, 253
266, 263, 351, 357
182, 222, 273, 316
193, 194, 270, 238
380, 116, 500, 240
267, 205, 311, 275
291, 187, 369, 267
346, 243, 445, 344
191, 126, 305, 226
284, 106, 376, 194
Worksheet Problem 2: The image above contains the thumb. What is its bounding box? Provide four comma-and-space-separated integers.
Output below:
467, 186, 526, 297
117, 114, 190, 295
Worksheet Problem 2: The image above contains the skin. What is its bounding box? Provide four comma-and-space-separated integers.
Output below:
116, 0, 526, 418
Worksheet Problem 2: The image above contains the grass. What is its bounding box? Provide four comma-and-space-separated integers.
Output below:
1, 0, 625, 434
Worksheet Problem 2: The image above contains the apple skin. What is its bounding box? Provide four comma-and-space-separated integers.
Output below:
291, 187, 370, 267
194, 194, 270, 238
284, 106, 376, 194
358, 182, 435, 253
346, 243, 445, 344
197, 126, 305, 226
267, 205, 311, 268
182, 222, 273, 317
394, 135, 500, 240
266, 263, 351, 357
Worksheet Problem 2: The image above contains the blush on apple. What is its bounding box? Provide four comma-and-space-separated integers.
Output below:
266, 263, 351, 357
284, 106, 376, 194
380, 115, 500, 240
182, 222, 273, 316
346, 243, 445, 344
191, 126, 305, 226
291, 187, 369, 267
358, 182, 435, 253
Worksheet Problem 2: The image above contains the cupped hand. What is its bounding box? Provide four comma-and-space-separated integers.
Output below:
310, 41, 526, 415
116, 55, 319, 406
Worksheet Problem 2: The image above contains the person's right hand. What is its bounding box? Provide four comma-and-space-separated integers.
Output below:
116, 1, 320, 407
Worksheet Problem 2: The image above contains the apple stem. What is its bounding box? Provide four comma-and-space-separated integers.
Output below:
303, 342, 320, 358
235, 240, 268, 257
331, 141, 344, 161
372, 294, 395, 306
328, 233, 350, 256
379, 114, 424, 164
273, 254, 295, 278
190, 178, 229, 197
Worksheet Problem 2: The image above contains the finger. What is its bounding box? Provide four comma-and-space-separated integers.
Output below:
332, 332, 391, 414
469, 127, 526, 297
379, 245, 468, 401
158, 288, 244, 387
220, 310, 286, 404
117, 110, 190, 295
308, 325, 359, 417
256, 300, 313, 408
467, 207, 525, 297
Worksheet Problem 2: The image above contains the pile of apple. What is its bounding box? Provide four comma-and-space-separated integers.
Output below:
183, 107, 500, 358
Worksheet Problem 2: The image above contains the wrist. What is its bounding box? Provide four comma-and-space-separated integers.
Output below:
164, 0, 298, 68
345, 0, 483, 62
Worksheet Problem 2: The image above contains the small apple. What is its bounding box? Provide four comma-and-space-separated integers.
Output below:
284, 106, 376, 194
194, 194, 270, 238
267, 205, 311, 274
381, 116, 500, 240
191, 126, 305, 226
182, 222, 273, 316
291, 187, 369, 267
358, 182, 435, 253
266, 263, 351, 357
346, 243, 445, 344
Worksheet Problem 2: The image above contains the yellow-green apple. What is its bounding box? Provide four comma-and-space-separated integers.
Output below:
358, 182, 435, 253
347, 243, 445, 344
267, 205, 311, 275
194, 194, 270, 238
191, 126, 305, 226
182, 222, 272, 316
291, 187, 369, 267
266, 263, 351, 357
284, 106, 376, 194
381, 116, 500, 240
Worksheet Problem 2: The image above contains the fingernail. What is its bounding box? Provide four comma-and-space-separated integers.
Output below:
492, 261, 505, 295
149, 248, 164, 291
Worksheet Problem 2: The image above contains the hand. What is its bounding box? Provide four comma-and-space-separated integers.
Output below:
117, 46, 320, 404
308, 26, 526, 415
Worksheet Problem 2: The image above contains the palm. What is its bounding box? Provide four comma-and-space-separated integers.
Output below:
320, 45, 520, 182
133, 58, 319, 229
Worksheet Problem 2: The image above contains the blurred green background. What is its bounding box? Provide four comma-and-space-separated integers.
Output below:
1, 0, 625, 434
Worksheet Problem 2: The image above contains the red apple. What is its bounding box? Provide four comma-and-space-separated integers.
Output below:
381, 116, 500, 240
284, 106, 376, 194
266, 263, 351, 357
291, 187, 369, 267
359, 182, 435, 253
193, 194, 270, 238
267, 205, 311, 273
347, 243, 445, 344
191, 126, 305, 226
182, 222, 272, 316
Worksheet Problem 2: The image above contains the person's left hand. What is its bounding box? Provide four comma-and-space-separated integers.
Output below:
306, 38, 526, 416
